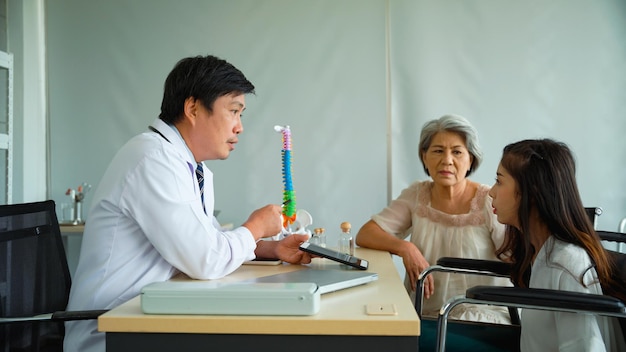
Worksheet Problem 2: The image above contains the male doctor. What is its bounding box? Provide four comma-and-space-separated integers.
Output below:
64, 55, 312, 352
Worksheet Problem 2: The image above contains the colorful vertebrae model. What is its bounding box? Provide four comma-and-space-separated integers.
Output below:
274, 125, 296, 229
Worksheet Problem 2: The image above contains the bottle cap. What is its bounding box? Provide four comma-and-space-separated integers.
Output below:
340, 222, 351, 231
314, 227, 325, 234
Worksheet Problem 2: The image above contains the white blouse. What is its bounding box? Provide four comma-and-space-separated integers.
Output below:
522, 236, 626, 352
372, 180, 512, 323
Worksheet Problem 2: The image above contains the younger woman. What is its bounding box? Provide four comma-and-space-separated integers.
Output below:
489, 138, 626, 351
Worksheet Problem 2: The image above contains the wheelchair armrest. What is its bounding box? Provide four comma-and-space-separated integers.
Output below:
415, 258, 513, 318
436, 257, 512, 277
0, 309, 108, 324
466, 286, 626, 314
598, 230, 626, 243
51, 309, 108, 321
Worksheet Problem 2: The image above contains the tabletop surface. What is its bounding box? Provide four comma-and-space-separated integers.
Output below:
98, 247, 420, 336
59, 223, 85, 233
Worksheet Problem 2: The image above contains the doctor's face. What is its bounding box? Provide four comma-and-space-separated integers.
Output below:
489, 163, 520, 229
192, 93, 245, 161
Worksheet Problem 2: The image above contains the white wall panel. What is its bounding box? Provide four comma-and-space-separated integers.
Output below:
389, 0, 626, 231
46, 0, 388, 244
45, 0, 626, 248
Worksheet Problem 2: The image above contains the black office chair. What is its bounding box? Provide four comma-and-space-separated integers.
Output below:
0, 200, 106, 352
414, 207, 604, 351
435, 230, 626, 352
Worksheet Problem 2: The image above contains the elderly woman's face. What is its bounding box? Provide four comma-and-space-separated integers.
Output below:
422, 131, 473, 186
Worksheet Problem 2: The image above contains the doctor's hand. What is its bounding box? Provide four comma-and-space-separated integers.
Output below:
254, 234, 312, 265
242, 204, 283, 241
274, 234, 313, 264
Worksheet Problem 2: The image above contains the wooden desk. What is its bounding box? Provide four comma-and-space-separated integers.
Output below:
98, 248, 420, 352
59, 223, 85, 233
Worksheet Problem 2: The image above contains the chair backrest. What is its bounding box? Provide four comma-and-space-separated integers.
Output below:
606, 249, 626, 340
597, 230, 626, 339
0, 200, 71, 351
585, 207, 602, 229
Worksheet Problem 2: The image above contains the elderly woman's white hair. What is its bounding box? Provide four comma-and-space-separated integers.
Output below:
418, 114, 483, 176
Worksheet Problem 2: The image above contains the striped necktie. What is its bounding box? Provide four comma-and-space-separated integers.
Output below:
195, 163, 206, 214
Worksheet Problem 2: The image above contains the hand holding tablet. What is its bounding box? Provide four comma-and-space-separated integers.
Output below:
299, 242, 369, 270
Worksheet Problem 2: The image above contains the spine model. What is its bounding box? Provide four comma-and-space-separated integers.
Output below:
274, 125, 297, 229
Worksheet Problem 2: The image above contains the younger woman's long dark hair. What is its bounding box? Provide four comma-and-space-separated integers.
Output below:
495, 139, 625, 301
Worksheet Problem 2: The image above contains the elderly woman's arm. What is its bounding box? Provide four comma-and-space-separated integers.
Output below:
356, 220, 434, 298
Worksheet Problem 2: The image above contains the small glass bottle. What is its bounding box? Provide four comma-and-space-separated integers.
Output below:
310, 227, 326, 248
338, 222, 354, 256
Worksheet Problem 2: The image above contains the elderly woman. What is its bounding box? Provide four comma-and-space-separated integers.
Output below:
356, 114, 511, 324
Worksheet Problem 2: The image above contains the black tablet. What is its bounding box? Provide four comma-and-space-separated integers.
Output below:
299, 242, 369, 270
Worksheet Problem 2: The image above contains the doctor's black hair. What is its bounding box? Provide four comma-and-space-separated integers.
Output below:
159, 55, 255, 124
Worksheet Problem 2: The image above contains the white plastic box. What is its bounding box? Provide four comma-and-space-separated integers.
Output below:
141, 280, 320, 316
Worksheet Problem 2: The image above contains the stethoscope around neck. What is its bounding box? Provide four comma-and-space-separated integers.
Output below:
149, 126, 171, 143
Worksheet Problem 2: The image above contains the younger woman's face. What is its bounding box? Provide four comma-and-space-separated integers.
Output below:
489, 162, 520, 228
